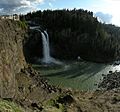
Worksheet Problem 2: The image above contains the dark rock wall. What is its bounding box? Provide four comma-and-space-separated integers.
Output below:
23, 29, 43, 63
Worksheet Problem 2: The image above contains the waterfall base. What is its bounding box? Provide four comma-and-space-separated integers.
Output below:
38, 57, 63, 65
30, 27, 61, 65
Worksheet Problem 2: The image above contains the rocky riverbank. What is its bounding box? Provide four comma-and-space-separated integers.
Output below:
98, 71, 120, 90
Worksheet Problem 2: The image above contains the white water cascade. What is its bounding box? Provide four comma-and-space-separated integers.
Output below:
41, 31, 51, 63
37, 29, 62, 64
30, 26, 62, 64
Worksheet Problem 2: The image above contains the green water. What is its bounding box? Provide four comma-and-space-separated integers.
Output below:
33, 61, 120, 90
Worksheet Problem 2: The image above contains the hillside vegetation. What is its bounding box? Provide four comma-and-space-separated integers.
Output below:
0, 100, 24, 112
22, 9, 120, 62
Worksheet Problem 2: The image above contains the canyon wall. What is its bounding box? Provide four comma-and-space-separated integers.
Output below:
0, 19, 26, 98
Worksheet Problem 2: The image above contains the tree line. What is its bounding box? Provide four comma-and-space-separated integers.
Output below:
21, 9, 120, 62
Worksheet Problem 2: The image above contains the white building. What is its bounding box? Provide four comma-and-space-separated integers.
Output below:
13, 14, 20, 21
0, 14, 20, 21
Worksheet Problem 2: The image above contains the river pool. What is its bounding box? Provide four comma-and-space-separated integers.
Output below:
33, 61, 120, 90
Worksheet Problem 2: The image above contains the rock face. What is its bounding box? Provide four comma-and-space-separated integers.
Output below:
0, 20, 60, 111
0, 19, 26, 98
23, 29, 43, 63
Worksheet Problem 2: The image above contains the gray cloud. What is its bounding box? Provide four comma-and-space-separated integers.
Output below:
95, 12, 113, 24
0, 0, 44, 15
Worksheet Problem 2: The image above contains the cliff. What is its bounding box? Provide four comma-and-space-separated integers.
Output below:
0, 20, 60, 111
0, 19, 26, 98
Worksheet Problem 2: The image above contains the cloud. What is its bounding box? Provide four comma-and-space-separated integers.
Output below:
95, 12, 112, 24
104, 0, 120, 3
102, 0, 120, 26
48, 2, 53, 8
0, 0, 44, 14
0, 8, 3, 11
86, 0, 120, 26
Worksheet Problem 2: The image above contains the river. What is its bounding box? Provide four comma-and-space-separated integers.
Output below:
33, 61, 120, 91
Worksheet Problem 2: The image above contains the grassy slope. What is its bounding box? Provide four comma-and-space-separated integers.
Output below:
0, 100, 24, 112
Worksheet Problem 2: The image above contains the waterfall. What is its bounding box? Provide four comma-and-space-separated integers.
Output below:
41, 31, 51, 63
41, 30, 62, 64
30, 26, 62, 64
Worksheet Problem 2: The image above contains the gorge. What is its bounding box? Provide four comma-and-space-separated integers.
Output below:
28, 21, 120, 91
0, 9, 120, 111
24, 9, 120, 62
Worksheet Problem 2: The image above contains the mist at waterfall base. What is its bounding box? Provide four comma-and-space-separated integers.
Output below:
38, 30, 62, 65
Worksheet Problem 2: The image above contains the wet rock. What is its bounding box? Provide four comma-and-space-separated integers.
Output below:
98, 71, 120, 90
109, 71, 112, 73
102, 74, 105, 76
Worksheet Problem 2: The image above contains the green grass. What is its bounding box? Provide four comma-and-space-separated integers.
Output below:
0, 100, 24, 112
43, 94, 67, 112
17, 20, 27, 29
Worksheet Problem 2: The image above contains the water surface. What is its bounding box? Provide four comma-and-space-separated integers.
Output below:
33, 61, 120, 90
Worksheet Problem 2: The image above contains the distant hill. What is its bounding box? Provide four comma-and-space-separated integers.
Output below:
21, 9, 120, 62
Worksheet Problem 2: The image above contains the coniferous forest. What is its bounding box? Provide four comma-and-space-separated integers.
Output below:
21, 9, 120, 62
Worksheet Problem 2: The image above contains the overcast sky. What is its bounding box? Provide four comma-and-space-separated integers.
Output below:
0, 0, 120, 26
